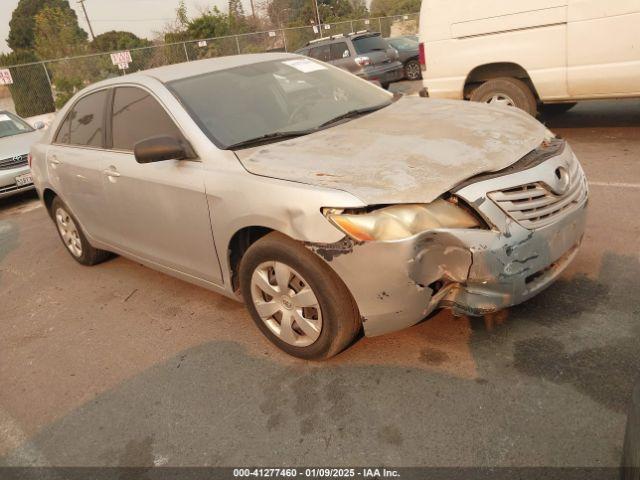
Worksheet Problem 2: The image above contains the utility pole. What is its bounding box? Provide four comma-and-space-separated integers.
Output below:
313, 0, 322, 33
77, 0, 96, 41
249, 0, 256, 20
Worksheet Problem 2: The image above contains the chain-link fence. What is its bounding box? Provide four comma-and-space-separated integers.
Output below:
0, 12, 419, 118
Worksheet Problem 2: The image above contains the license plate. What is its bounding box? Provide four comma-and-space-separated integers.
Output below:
15, 172, 33, 187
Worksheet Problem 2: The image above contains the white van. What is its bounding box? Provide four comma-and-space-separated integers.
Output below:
418, 0, 640, 115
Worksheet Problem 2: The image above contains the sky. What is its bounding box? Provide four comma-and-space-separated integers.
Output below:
0, 0, 231, 54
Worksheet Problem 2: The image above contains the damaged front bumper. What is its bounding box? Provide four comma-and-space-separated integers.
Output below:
307, 142, 589, 337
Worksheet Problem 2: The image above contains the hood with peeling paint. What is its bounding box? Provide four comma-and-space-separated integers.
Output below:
235, 97, 546, 205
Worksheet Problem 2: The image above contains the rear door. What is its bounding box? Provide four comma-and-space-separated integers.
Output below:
47, 89, 111, 241
329, 41, 356, 72
568, 0, 640, 96
99, 85, 222, 283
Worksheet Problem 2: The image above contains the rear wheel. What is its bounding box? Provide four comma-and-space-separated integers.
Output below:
469, 77, 538, 116
239, 232, 360, 360
404, 60, 422, 80
51, 196, 111, 266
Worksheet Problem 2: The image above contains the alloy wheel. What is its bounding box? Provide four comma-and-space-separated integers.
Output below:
405, 62, 421, 80
55, 207, 83, 258
250, 261, 322, 347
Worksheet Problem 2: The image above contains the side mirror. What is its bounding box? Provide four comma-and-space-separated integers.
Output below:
33, 121, 46, 130
133, 135, 189, 164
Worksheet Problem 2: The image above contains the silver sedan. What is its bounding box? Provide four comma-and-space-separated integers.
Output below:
30, 53, 588, 359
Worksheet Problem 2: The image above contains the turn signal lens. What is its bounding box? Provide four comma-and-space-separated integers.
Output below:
28, 153, 32, 168
323, 199, 481, 242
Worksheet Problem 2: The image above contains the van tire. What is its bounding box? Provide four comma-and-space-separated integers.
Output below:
470, 77, 538, 116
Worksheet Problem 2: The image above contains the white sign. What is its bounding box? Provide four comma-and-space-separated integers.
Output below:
268, 31, 276, 37
282, 59, 327, 73
198, 40, 207, 47
110, 50, 132, 66
403, 15, 409, 20
364, 19, 370, 25
118, 62, 129, 70
0, 69, 13, 85
312, 26, 318, 33
324, 24, 330, 29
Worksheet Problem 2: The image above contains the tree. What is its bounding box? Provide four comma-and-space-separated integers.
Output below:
90, 31, 152, 53
7, 0, 84, 52
370, 0, 418, 17
33, 5, 88, 60
0, 50, 55, 116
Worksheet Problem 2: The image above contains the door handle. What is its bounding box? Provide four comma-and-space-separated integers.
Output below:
102, 169, 120, 177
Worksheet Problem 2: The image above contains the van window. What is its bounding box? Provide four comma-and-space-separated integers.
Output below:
308, 44, 331, 62
56, 90, 108, 147
330, 42, 350, 60
110, 87, 183, 151
352, 35, 388, 54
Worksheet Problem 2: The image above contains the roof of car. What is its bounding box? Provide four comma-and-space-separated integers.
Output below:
88, 52, 301, 87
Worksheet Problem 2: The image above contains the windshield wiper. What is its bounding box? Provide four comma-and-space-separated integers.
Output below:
318, 103, 390, 129
226, 129, 315, 149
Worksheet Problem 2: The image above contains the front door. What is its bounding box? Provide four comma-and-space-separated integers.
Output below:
99, 86, 222, 284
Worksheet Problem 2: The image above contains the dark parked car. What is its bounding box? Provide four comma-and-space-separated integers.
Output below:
295, 31, 404, 89
386, 35, 421, 80
623, 379, 640, 480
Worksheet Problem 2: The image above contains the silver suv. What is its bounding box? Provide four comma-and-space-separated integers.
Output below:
295, 32, 404, 89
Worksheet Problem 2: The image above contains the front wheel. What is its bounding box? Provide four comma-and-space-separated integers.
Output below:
239, 232, 361, 360
50, 196, 111, 266
469, 77, 538, 116
404, 60, 422, 80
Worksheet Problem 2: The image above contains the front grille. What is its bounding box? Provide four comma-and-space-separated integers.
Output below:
0, 154, 28, 170
488, 154, 588, 230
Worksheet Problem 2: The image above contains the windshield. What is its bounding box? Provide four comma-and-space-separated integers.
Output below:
388, 37, 418, 51
0, 111, 34, 139
352, 35, 389, 54
168, 58, 392, 149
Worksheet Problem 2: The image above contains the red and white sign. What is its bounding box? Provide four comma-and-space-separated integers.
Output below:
198, 40, 207, 47
118, 62, 129, 70
110, 51, 132, 66
0, 69, 13, 85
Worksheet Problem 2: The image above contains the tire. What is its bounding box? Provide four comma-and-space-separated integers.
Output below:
542, 102, 577, 115
404, 59, 422, 80
469, 77, 538, 117
239, 232, 361, 360
50, 196, 111, 266
381, 82, 390, 90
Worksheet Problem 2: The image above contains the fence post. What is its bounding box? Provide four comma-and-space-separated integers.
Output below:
350, 20, 354, 33
40, 61, 52, 88
282, 30, 288, 52
235, 36, 241, 54
183, 42, 190, 61
378, 17, 382, 33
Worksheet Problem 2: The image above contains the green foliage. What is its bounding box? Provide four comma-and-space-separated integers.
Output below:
34, 5, 88, 60
7, 0, 86, 51
0, 50, 55, 116
370, 0, 419, 17
90, 31, 152, 53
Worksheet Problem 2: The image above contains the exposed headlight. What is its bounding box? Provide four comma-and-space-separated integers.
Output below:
323, 199, 482, 242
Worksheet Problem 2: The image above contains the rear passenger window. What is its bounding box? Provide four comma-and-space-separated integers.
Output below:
330, 43, 350, 60
55, 90, 108, 147
308, 44, 331, 62
111, 87, 183, 151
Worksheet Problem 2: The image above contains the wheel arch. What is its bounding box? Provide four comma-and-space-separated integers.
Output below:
463, 62, 540, 101
42, 187, 57, 217
227, 225, 274, 292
